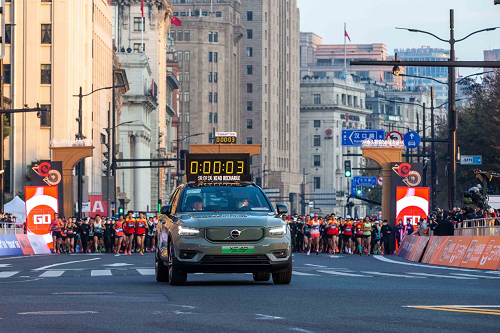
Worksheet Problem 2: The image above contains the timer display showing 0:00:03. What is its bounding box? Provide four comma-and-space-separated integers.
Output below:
190, 161, 245, 175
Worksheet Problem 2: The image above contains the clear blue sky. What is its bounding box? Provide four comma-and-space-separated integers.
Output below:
297, 0, 500, 76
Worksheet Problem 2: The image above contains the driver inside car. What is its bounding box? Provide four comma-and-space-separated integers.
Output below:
186, 196, 203, 211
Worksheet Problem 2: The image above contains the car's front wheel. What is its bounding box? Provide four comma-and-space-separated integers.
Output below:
253, 272, 271, 282
272, 259, 292, 285
168, 242, 187, 286
155, 255, 169, 282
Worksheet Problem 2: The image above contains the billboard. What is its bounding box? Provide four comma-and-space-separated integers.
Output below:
390, 162, 425, 227
25, 186, 59, 249
89, 195, 108, 218
395, 187, 430, 227
31, 161, 64, 216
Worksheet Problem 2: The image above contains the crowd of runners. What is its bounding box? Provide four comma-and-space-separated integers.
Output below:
49, 211, 159, 255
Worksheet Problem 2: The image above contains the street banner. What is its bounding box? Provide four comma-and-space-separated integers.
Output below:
0, 235, 51, 256
26, 235, 51, 254
89, 195, 108, 218
15, 235, 35, 255
440, 236, 473, 267
395, 187, 430, 228
0, 235, 24, 256
422, 236, 441, 263
408, 236, 430, 262
398, 235, 418, 260
31, 161, 63, 217
428, 236, 452, 266
460, 236, 491, 269
25, 186, 59, 249
475, 237, 500, 270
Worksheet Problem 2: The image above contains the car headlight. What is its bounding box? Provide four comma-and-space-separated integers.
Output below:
178, 225, 200, 236
269, 225, 287, 236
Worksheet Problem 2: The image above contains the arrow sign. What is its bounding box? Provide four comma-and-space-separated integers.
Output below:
460, 155, 482, 165
352, 176, 377, 186
342, 129, 385, 147
403, 131, 421, 149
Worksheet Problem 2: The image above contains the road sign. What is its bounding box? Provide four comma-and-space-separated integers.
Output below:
341, 129, 385, 147
308, 201, 314, 208
386, 131, 403, 141
403, 131, 421, 149
377, 177, 383, 186
263, 188, 280, 198
460, 155, 482, 165
75, 202, 91, 213
352, 176, 378, 186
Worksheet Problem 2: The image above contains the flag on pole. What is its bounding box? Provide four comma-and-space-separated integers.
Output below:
380, 73, 383, 83
457, 68, 460, 79
151, 79, 155, 97
344, 29, 351, 42
171, 16, 182, 27
141, 0, 144, 17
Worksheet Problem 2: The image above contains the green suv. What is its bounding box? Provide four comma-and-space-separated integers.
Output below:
155, 182, 292, 285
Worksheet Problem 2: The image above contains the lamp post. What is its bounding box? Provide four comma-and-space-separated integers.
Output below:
74, 84, 125, 219
174, 132, 204, 185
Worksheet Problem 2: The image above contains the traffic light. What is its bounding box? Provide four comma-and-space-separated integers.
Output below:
158, 199, 162, 213
102, 149, 109, 174
180, 150, 188, 171
344, 160, 352, 177
118, 206, 124, 215
356, 186, 362, 196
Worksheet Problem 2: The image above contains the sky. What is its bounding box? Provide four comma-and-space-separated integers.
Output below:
296, 0, 500, 76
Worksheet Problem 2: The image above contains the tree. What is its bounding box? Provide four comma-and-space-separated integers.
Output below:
436, 70, 500, 207
3, 115, 10, 139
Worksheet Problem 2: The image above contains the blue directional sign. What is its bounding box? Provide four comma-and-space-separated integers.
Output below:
341, 129, 385, 147
352, 176, 378, 186
460, 155, 482, 165
403, 131, 421, 149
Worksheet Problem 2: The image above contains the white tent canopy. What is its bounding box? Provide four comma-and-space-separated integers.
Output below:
4, 196, 26, 222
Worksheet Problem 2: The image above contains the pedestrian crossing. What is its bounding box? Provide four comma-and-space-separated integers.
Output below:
0, 268, 499, 280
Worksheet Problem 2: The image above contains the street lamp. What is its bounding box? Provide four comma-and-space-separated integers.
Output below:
73, 84, 126, 219
174, 132, 204, 185
395, 11, 500, 209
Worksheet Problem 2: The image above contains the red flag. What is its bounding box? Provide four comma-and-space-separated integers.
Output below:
380, 73, 383, 83
344, 29, 351, 42
171, 16, 182, 27
457, 69, 460, 79
141, 0, 144, 17
151, 79, 155, 97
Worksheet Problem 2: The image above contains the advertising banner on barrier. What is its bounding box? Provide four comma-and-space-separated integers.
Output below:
441, 236, 473, 267
0, 235, 25, 256
475, 237, 500, 270
428, 236, 452, 266
421, 236, 441, 264
0, 235, 51, 256
26, 235, 51, 254
25, 186, 59, 249
398, 236, 418, 260
408, 236, 430, 262
15, 235, 35, 255
460, 237, 491, 269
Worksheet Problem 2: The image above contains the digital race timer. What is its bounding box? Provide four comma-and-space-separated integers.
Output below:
185, 154, 251, 182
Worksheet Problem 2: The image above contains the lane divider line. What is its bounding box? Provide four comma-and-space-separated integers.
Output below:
34, 258, 101, 271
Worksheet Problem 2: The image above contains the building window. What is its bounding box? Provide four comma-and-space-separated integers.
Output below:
41, 24, 51, 44
39, 104, 50, 126
247, 83, 253, 93
216, 12, 222, 18
41, 0, 52, 2
314, 177, 321, 190
184, 92, 190, 102
208, 32, 213, 42
214, 52, 218, 62
184, 31, 190, 41
133, 17, 145, 31
214, 93, 218, 103
247, 65, 253, 75
209, 113, 212, 123
247, 47, 253, 57
5, 24, 11, 44
100, 133, 106, 144
208, 133, 213, 143
177, 51, 183, 61
208, 92, 212, 103
208, 72, 212, 82
133, 43, 145, 53
247, 137, 253, 144
184, 51, 190, 62
214, 113, 218, 123
247, 11, 253, 21
214, 32, 218, 43
313, 135, 321, 147
247, 119, 253, 129
314, 120, 321, 128
247, 29, 253, 39
184, 72, 190, 81
41, 64, 51, 84
313, 155, 321, 167
214, 72, 218, 83
314, 94, 321, 105
3, 64, 10, 85
208, 52, 213, 62
247, 101, 253, 111
177, 31, 183, 41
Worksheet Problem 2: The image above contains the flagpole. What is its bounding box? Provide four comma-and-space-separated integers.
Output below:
344, 22, 347, 72
141, 1, 144, 53
211, 0, 213, 13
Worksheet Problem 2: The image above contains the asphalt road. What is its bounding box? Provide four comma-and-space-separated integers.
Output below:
0, 252, 499, 333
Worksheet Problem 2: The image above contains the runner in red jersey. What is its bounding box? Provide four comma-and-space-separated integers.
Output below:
343, 217, 353, 254
326, 214, 339, 256
113, 214, 125, 255
135, 212, 147, 255
354, 218, 365, 255
50, 213, 63, 254
124, 211, 136, 255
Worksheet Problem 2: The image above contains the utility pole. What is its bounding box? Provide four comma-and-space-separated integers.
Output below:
77, 86, 83, 219
0, 58, 4, 213
448, 9, 457, 210
106, 103, 112, 217
430, 88, 437, 211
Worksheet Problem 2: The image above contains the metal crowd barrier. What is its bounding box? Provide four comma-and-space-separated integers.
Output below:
454, 217, 500, 236
0, 223, 25, 235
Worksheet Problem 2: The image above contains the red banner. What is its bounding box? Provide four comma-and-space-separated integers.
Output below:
89, 195, 108, 218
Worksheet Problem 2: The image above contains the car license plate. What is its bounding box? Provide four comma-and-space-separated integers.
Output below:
222, 246, 254, 254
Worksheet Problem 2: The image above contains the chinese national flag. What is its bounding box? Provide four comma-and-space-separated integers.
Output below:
380, 73, 383, 83
344, 29, 351, 42
141, 0, 144, 17
171, 16, 182, 27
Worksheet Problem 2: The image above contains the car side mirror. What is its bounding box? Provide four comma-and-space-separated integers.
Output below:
276, 204, 288, 215
161, 204, 172, 216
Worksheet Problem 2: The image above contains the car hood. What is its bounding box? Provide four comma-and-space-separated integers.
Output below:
176, 211, 284, 228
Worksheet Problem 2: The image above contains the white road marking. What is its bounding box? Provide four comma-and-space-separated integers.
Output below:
330, 255, 344, 258
372, 255, 487, 273
136, 269, 155, 276
0, 271, 19, 278
34, 258, 100, 271
450, 273, 500, 279
304, 264, 327, 268
91, 269, 112, 276
486, 271, 500, 275
18, 311, 98, 315
39, 270, 64, 278
408, 273, 477, 280
53, 292, 115, 295
255, 314, 284, 320
317, 270, 371, 277
362, 271, 426, 278
289, 328, 314, 333
292, 271, 320, 276
402, 305, 500, 308
0, 264, 12, 268
103, 263, 133, 267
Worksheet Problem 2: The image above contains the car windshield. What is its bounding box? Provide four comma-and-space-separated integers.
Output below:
179, 185, 272, 212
